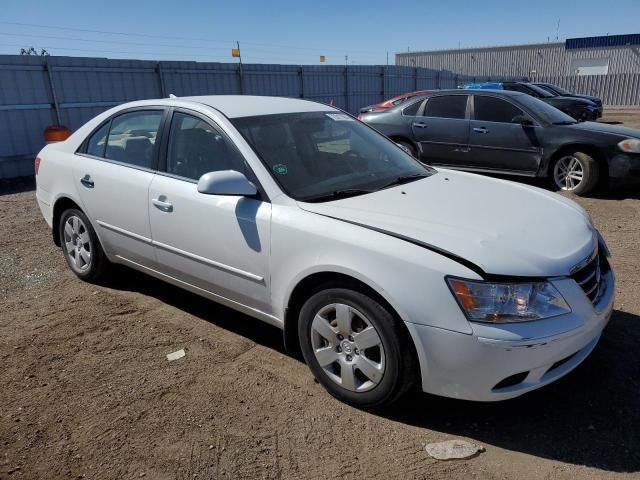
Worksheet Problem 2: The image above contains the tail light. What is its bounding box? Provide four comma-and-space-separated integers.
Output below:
34, 156, 41, 175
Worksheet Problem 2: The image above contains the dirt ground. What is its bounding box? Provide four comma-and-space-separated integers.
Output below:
1, 112, 640, 480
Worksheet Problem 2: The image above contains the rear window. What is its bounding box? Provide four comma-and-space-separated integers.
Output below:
423, 95, 467, 119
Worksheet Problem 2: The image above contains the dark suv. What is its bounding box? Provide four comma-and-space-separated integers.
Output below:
532, 82, 603, 112
359, 90, 640, 195
464, 81, 602, 121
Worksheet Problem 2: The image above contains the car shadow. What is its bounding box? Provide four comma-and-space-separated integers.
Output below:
104, 266, 639, 472
0, 176, 35, 195
382, 309, 640, 473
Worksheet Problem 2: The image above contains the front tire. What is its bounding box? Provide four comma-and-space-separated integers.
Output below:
58, 208, 109, 282
550, 151, 600, 196
298, 288, 415, 408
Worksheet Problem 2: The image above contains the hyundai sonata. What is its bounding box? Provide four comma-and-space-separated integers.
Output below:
35, 95, 614, 407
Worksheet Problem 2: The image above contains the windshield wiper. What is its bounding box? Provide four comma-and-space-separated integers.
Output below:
378, 173, 430, 190
299, 188, 373, 203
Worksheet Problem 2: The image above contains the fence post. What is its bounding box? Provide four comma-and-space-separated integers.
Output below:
381, 66, 386, 103
44, 57, 61, 125
156, 62, 166, 98
344, 66, 350, 113
238, 64, 245, 95
436, 70, 440, 89
299, 66, 305, 99
414, 67, 418, 91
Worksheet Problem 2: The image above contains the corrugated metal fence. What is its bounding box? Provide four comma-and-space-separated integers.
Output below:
0, 54, 525, 179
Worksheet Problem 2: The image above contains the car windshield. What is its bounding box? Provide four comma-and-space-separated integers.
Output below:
526, 83, 556, 98
516, 94, 578, 124
232, 111, 434, 201
545, 84, 571, 95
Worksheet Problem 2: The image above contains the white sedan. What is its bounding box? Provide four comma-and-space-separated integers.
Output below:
35, 95, 615, 407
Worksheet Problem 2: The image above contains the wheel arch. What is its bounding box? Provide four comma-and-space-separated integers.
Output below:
51, 196, 84, 247
282, 270, 417, 368
544, 143, 609, 181
387, 135, 418, 153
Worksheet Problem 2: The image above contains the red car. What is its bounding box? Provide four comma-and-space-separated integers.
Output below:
358, 90, 433, 118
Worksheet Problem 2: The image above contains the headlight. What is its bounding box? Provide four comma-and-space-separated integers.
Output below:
618, 138, 640, 153
447, 277, 571, 323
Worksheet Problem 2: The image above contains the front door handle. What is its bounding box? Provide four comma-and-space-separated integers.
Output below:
412, 122, 428, 129
152, 197, 173, 212
80, 175, 94, 188
473, 127, 489, 134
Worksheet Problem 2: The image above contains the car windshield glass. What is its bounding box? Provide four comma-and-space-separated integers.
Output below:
232, 111, 435, 201
526, 83, 555, 98
516, 94, 577, 124
547, 84, 571, 95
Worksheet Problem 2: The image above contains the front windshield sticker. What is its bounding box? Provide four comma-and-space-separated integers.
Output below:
273, 164, 288, 175
326, 113, 353, 122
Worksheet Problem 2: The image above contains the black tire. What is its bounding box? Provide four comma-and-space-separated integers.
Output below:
549, 151, 600, 196
58, 208, 110, 282
298, 287, 416, 408
396, 140, 417, 158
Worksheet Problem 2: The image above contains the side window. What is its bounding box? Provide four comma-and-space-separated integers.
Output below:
474, 96, 527, 123
86, 122, 110, 158
423, 95, 467, 119
166, 112, 244, 181
402, 100, 422, 116
105, 110, 163, 169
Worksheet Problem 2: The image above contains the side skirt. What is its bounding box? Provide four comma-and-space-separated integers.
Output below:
114, 255, 283, 330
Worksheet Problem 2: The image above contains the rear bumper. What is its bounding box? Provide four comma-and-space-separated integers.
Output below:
406, 268, 615, 401
36, 186, 54, 228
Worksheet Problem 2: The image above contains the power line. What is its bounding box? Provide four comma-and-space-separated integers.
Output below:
0, 20, 387, 56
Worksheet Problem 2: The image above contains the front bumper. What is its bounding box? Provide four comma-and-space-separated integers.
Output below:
608, 153, 640, 182
405, 267, 615, 401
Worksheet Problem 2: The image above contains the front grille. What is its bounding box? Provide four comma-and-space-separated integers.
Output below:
571, 250, 604, 304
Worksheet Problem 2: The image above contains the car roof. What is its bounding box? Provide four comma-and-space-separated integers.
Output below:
427, 89, 525, 97
169, 95, 335, 118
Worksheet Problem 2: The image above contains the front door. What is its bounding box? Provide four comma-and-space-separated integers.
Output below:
72, 108, 165, 265
467, 95, 542, 173
412, 94, 470, 166
148, 110, 272, 312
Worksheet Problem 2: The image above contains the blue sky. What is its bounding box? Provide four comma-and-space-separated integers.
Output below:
1, 0, 639, 65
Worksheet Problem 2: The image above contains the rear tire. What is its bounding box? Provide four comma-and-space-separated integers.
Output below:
298, 287, 416, 408
550, 151, 600, 196
396, 140, 417, 158
58, 208, 109, 282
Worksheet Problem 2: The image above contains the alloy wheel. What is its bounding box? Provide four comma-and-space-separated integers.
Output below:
553, 155, 585, 191
310, 303, 385, 392
63, 215, 92, 272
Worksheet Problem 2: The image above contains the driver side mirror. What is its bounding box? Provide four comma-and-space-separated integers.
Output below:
197, 170, 258, 197
512, 115, 534, 127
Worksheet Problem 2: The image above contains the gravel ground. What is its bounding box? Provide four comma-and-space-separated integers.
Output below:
1, 113, 639, 480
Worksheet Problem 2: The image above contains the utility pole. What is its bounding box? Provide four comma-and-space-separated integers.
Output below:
556, 18, 560, 41
236, 41, 244, 95
345, 55, 348, 65
386, 51, 389, 65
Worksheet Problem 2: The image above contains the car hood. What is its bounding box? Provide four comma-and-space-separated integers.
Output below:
297, 170, 597, 278
565, 121, 640, 138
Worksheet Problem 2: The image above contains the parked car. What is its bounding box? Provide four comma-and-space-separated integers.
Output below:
358, 90, 433, 115
36, 95, 615, 407
532, 82, 603, 111
360, 89, 640, 195
464, 81, 602, 121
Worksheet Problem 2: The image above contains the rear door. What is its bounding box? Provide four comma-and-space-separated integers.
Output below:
467, 94, 542, 173
73, 108, 165, 265
411, 94, 470, 166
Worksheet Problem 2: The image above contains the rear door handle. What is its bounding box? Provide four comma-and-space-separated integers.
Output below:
412, 122, 428, 128
152, 197, 173, 212
80, 175, 94, 188
473, 127, 489, 134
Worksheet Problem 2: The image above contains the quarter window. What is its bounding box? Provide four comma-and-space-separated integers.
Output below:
474, 96, 527, 123
423, 95, 467, 119
166, 112, 244, 181
402, 100, 422, 116
86, 122, 110, 158
104, 111, 163, 168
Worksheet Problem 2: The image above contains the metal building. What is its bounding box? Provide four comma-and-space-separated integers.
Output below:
395, 34, 640, 77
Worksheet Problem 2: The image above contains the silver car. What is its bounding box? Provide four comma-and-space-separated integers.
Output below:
35, 95, 614, 407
